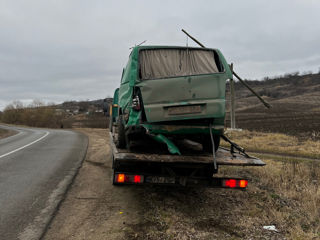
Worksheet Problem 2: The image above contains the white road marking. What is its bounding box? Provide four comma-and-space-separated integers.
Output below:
0, 131, 50, 159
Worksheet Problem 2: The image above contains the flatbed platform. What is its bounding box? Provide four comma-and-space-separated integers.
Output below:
109, 132, 265, 167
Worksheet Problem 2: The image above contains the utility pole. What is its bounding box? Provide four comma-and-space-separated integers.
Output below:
229, 63, 236, 129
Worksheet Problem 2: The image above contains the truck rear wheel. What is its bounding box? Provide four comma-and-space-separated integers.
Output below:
202, 134, 220, 152
116, 115, 126, 148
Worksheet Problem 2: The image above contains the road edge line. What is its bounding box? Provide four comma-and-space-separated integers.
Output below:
18, 131, 89, 240
0, 131, 50, 159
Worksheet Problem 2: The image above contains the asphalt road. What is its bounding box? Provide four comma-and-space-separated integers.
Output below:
0, 125, 88, 240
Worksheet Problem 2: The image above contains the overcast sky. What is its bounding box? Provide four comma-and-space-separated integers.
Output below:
1, 0, 320, 110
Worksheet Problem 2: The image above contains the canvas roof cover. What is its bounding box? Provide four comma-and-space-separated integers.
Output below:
139, 48, 220, 80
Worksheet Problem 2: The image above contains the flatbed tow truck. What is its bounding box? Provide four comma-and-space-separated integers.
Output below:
110, 131, 265, 189
108, 35, 268, 189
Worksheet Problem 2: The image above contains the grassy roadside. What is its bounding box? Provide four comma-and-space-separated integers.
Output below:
0, 128, 16, 139
121, 154, 320, 239
44, 129, 320, 239
218, 130, 320, 239
221, 130, 320, 159
219, 156, 320, 239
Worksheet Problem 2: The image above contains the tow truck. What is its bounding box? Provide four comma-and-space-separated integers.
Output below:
108, 34, 267, 188
109, 122, 265, 189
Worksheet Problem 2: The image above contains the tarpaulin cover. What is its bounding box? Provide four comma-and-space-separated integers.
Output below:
139, 49, 219, 80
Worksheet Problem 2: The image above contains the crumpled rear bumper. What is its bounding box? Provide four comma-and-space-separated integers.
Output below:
141, 123, 224, 135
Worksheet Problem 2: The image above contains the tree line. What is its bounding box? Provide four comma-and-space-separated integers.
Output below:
0, 100, 64, 128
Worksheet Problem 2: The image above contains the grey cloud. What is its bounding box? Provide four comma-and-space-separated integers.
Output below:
0, 0, 320, 110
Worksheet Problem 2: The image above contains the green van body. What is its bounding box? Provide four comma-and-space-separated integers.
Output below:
113, 45, 232, 152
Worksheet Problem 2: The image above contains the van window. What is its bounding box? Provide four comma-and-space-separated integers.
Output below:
139, 49, 221, 80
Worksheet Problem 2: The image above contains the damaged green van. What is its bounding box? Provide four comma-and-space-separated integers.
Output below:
110, 46, 233, 154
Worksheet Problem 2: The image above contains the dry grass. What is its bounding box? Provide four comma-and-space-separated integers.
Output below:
0, 128, 16, 139
222, 129, 320, 159
122, 131, 320, 239
0, 128, 7, 138
125, 155, 320, 239
44, 128, 320, 239
219, 130, 320, 239
219, 157, 320, 239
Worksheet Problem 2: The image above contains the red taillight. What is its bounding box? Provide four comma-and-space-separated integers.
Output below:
115, 173, 144, 184
225, 179, 237, 188
223, 179, 248, 188
134, 175, 141, 183
132, 96, 141, 110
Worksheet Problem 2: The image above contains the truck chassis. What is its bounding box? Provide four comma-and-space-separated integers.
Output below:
109, 132, 265, 189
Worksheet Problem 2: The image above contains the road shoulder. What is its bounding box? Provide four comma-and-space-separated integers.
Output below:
0, 127, 17, 139
44, 128, 317, 239
43, 128, 143, 240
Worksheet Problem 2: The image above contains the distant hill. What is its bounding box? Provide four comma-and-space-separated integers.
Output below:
226, 72, 320, 139
57, 73, 320, 138
58, 98, 113, 113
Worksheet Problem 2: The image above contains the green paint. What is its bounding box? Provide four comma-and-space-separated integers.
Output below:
117, 46, 231, 127
115, 45, 231, 154
142, 124, 223, 135
127, 109, 141, 125
110, 88, 119, 123
152, 134, 181, 155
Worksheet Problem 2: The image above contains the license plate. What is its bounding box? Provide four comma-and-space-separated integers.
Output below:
146, 176, 175, 184
168, 105, 202, 115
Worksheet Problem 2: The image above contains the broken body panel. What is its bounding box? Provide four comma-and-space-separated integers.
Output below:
115, 45, 233, 153
109, 132, 265, 187
109, 44, 266, 187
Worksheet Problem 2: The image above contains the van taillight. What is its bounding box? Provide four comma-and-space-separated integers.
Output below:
223, 179, 248, 188
115, 173, 144, 184
132, 96, 141, 110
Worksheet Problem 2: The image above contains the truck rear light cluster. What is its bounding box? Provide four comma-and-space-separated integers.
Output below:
223, 179, 248, 188
115, 173, 144, 184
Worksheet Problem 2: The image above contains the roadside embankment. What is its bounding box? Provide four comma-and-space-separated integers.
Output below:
222, 129, 320, 160
44, 129, 320, 240
0, 126, 17, 139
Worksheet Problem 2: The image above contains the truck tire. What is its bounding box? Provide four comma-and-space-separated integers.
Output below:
202, 134, 220, 152
116, 115, 126, 148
